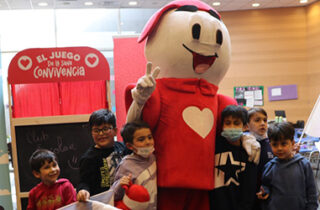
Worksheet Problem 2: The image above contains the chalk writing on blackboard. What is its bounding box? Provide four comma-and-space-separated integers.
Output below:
15, 122, 93, 192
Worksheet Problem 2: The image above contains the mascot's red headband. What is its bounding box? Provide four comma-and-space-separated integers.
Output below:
138, 0, 221, 43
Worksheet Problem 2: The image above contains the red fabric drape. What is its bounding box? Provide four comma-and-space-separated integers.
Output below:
11, 81, 107, 118
59, 81, 107, 115
12, 83, 61, 118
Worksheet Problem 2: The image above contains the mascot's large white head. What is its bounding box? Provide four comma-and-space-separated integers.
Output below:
138, 0, 231, 86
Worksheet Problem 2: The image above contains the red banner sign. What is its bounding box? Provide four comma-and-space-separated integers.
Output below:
8, 47, 110, 84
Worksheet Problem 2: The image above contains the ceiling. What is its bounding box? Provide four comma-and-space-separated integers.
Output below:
0, 0, 318, 11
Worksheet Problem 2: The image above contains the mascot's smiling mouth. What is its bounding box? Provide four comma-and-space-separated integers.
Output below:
183, 44, 218, 74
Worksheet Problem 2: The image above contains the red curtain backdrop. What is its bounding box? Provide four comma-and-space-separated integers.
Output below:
12, 83, 61, 118
113, 36, 146, 140
12, 81, 107, 118
60, 81, 107, 115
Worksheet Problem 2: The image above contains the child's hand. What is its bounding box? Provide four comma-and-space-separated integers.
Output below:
119, 174, 132, 186
77, 189, 90, 202
256, 187, 269, 200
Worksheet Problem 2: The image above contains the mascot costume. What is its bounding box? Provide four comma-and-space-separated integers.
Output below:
125, 0, 260, 209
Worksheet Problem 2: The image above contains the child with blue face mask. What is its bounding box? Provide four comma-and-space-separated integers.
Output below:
209, 105, 258, 210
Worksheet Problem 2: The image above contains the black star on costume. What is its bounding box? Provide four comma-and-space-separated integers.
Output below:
216, 154, 243, 184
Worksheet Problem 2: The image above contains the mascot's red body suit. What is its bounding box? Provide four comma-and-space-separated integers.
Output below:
126, 1, 259, 209
141, 78, 234, 190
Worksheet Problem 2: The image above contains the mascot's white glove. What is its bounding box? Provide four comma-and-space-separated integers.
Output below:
127, 62, 160, 123
242, 134, 261, 165
131, 62, 160, 105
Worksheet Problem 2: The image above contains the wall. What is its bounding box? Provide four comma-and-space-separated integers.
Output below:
307, 1, 320, 114
219, 7, 311, 122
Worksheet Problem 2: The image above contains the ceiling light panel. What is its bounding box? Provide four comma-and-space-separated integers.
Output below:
212, 2, 221, 6
38, 2, 49, 6
120, 0, 138, 7
84, 1, 94, 6
32, 0, 56, 9
128, 1, 137, 6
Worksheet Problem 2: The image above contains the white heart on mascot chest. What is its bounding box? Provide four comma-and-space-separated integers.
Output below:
182, 106, 214, 138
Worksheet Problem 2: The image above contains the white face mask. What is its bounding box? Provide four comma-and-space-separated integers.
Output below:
134, 146, 155, 158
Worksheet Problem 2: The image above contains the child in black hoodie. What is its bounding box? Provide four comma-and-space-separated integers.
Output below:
77, 109, 127, 201
210, 105, 257, 210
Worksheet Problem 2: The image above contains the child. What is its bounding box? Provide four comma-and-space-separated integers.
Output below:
257, 122, 318, 210
248, 108, 273, 210
27, 149, 76, 210
77, 109, 127, 201
248, 108, 273, 167
111, 120, 157, 210
210, 105, 257, 210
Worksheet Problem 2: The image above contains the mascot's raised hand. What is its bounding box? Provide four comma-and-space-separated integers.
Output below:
127, 62, 160, 122
132, 62, 160, 105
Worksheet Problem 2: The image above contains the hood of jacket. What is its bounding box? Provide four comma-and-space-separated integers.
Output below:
270, 153, 304, 167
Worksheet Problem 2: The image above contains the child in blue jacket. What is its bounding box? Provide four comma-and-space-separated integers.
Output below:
257, 122, 318, 210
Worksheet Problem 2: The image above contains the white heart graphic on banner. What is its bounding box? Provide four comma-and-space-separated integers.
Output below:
182, 106, 214, 138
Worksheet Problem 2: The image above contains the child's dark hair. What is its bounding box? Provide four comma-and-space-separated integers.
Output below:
89, 109, 116, 130
221, 105, 248, 125
29, 149, 57, 172
248, 107, 267, 121
121, 121, 151, 144
268, 122, 295, 142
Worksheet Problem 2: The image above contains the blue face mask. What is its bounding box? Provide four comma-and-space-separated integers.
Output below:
221, 128, 243, 142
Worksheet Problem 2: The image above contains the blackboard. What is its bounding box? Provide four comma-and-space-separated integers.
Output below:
15, 122, 93, 192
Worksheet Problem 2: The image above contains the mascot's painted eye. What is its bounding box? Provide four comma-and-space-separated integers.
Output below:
192, 23, 201, 40
216, 29, 223, 45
